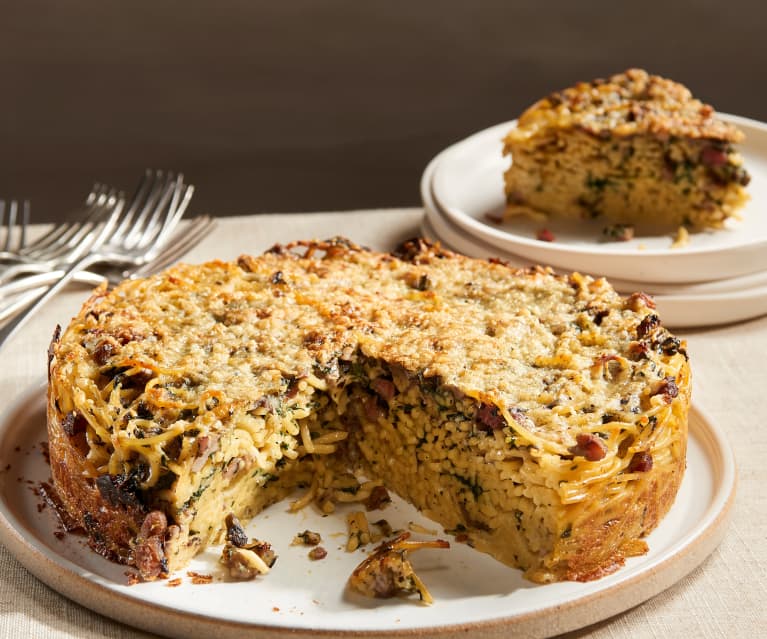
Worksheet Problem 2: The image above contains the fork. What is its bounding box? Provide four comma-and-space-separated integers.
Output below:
0, 185, 123, 283
0, 199, 31, 262
0, 170, 194, 350
0, 215, 213, 323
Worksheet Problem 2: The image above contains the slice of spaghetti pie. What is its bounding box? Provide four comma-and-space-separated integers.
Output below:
503, 68, 750, 231
47, 238, 690, 583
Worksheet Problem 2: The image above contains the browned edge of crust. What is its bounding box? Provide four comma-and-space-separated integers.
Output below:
46, 237, 690, 584
551, 359, 690, 583
47, 324, 167, 579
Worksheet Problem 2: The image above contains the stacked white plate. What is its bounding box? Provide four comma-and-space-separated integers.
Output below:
420, 115, 767, 328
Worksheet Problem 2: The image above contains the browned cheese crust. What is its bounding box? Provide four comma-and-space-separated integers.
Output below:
47, 238, 690, 583
503, 68, 750, 230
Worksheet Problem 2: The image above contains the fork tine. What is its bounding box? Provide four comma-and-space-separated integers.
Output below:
0, 169, 194, 351
3, 201, 17, 253
84, 185, 99, 206
122, 170, 165, 238
23, 186, 115, 261
123, 215, 212, 281
0, 215, 213, 301
44, 189, 124, 263
100, 170, 190, 261
0, 199, 29, 269
157, 180, 195, 248
122, 170, 171, 247
19, 200, 30, 253
20, 186, 123, 266
122, 217, 209, 282
137, 215, 212, 274
0, 186, 127, 286
21, 183, 109, 257
132, 175, 178, 250
0, 214, 211, 323
111, 169, 154, 240
0, 201, 6, 251
87, 191, 128, 251
74, 171, 168, 263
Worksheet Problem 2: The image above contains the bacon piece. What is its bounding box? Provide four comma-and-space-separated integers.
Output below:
135, 511, 168, 580
371, 378, 395, 402
628, 341, 650, 360
636, 314, 660, 339
625, 292, 656, 311
570, 433, 607, 461
191, 435, 220, 472
628, 452, 653, 472
115, 327, 144, 345
365, 485, 391, 511
701, 146, 728, 168
141, 511, 167, 539
223, 457, 245, 481
363, 395, 386, 422
283, 377, 301, 399
658, 336, 685, 357
92, 339, 117, 365
303, 330, 325, 348
308, 546, 328, 560
536, 228, 555, 242
651, 376, 679, 403
476, 403, 505, 432
225, 513, 249, 548
61, 411, 87, 437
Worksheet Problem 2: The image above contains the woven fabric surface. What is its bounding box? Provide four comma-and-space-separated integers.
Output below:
0, 210, 763, 638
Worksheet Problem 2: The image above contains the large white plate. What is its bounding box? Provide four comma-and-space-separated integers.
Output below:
421, 151, 767, 327
430, 115, 767, 283
0, 383, 736, 639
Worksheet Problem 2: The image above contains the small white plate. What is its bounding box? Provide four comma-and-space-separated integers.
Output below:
421, 151, 767, 327
0, 383, 736, 639
430, 115, 767, 284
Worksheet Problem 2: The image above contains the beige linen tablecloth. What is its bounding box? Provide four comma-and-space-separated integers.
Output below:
0, 209, 764, 638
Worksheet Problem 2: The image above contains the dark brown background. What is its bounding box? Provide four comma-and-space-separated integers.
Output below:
3, 1, 765, 222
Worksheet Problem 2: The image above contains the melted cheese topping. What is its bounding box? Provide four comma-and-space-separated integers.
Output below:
49, 239, 689, 578
505, 68, 743, 142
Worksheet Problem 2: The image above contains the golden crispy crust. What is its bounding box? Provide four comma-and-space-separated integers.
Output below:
548, 366, 688, 581
47, 373, 146, 566
47, 238, 690, 584
508, 68, 742, 142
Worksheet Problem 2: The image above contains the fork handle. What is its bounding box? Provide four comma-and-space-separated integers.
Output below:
0, 253, 99, 352
0, 261, 61, 286
0, 268, 105, 298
